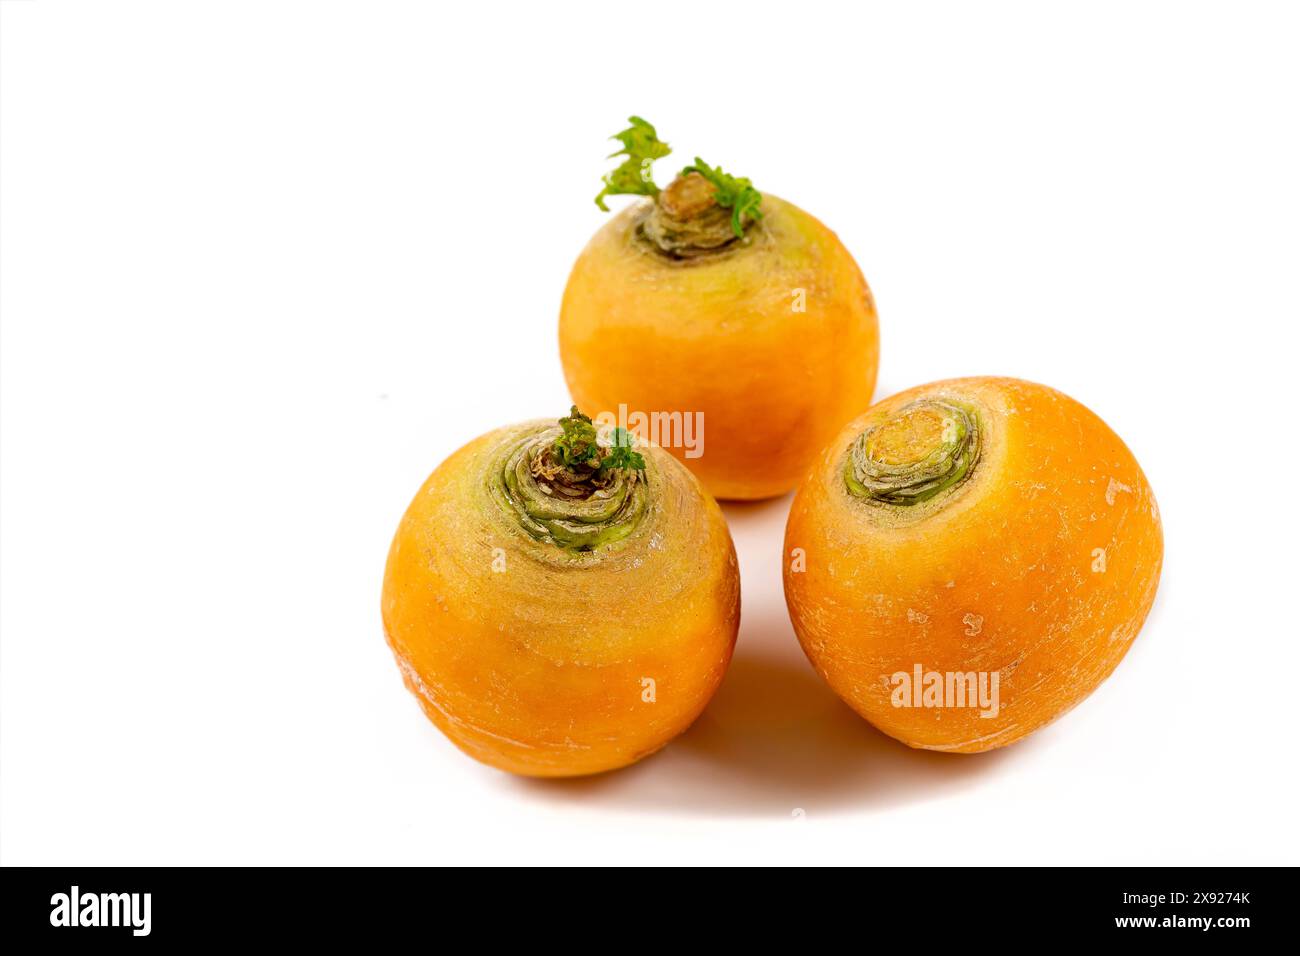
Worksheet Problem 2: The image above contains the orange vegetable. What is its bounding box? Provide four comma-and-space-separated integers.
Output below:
382, 410, 740, 776
560, 118, 878, 500
783, 377, 1163, 752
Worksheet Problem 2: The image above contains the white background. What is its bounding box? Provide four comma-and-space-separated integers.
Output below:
2, 1, 1298, 866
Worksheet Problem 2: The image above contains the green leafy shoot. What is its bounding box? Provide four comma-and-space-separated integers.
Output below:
553, 406, 600, 469
598, 426, 646, 474
552, 408, 646, 474
594, 116, 672, 212
680, 157, 763, 237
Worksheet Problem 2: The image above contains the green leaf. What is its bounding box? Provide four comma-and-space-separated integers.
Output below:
594, 116, 672, 211
598, 426, 646, 473
680, 156, 764, 237
553, 406, 600, 469
552, 409, 645, 473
